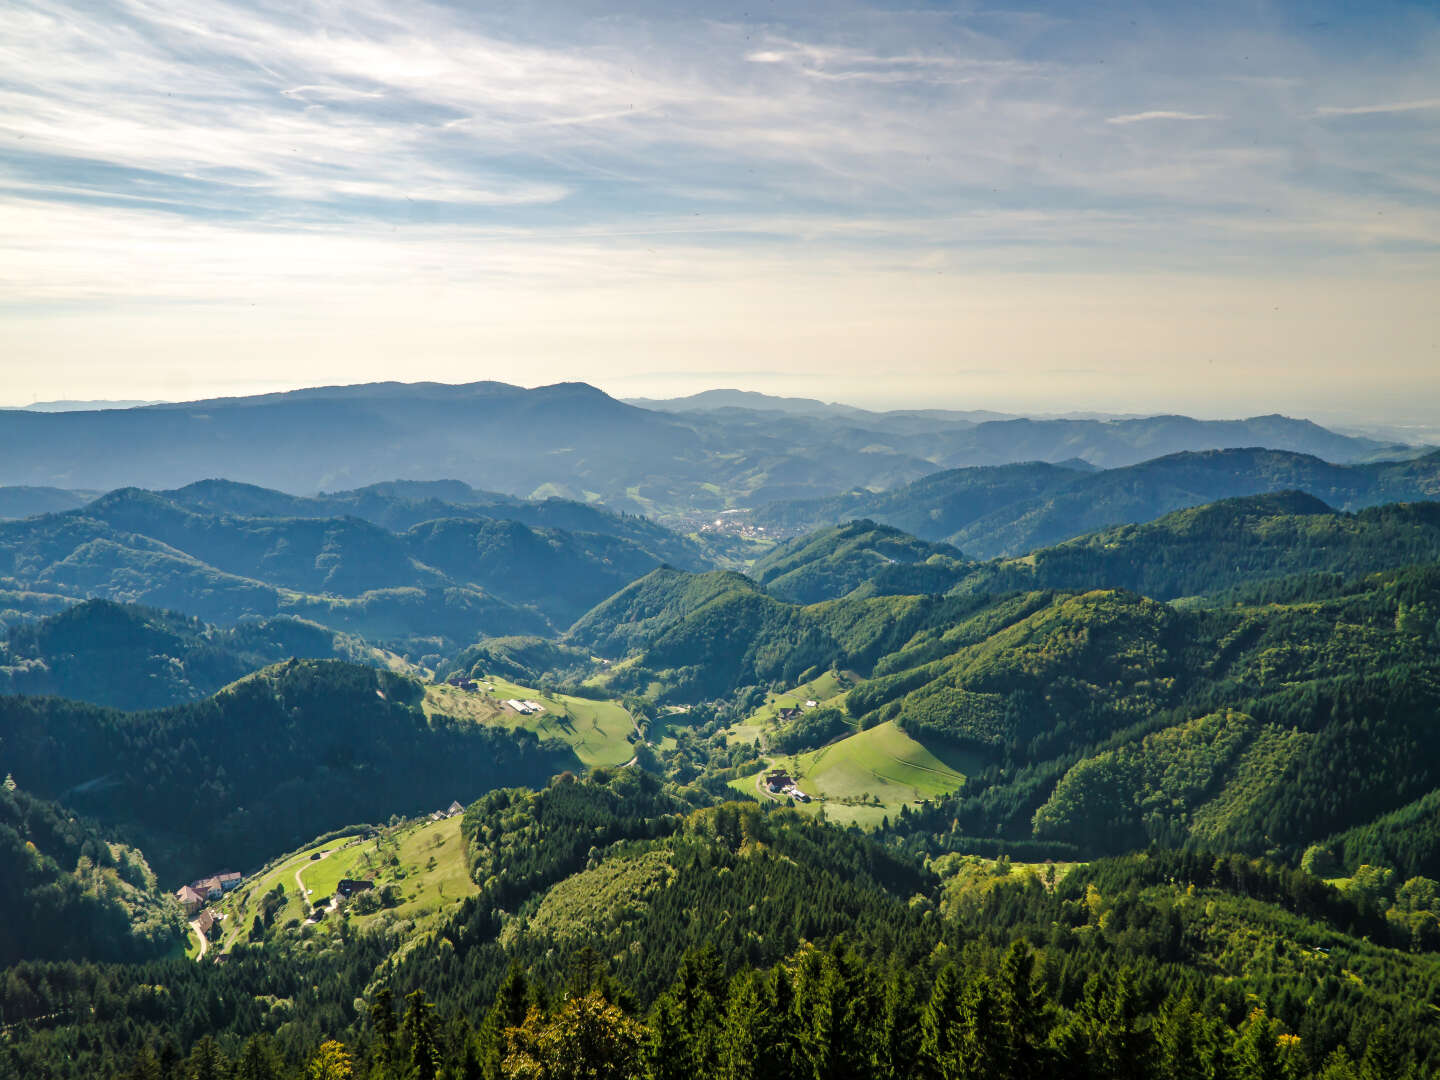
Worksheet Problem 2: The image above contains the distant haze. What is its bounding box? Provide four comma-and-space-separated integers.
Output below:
1, 2, 1435, 422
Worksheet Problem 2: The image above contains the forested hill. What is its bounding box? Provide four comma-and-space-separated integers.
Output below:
0, 660, 579, 881
751, 520, 969, 603
755, 447, 1440, 557
953, 492, 1440, 601
0, 599, 377, 710
6, 777, 1440, 1078
0, 780, 182, 966
0, 487, 684, 651
156, 477, 708, 567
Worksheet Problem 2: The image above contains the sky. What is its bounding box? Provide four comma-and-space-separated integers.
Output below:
1, 0, 1438, 421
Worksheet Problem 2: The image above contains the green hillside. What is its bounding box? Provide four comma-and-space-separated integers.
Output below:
751, 520, 970, 603
0, 598, 390, 710
206, 813, 477, 956
0, 487, 687, 652
0, 659, 580, 881
424, 676, 637, 768
11, 775, 1440, 1078
0, 779, 183, 966
955, 492, 1440, 600
756, 447, 1440, 558
735, 720, 981, 828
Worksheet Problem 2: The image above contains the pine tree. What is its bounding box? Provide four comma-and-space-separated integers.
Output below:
370, 988, 399, 1078
1360, 1025, 1407, 1080
918, 963, 962, 1080
995, 941, 1040, 1079
404, 989, 441, 1080
185, 1035, 226, 1080
481, 964, 533, 1080
235, 1034, 282, 1080
1231, 1008, 1284, 1080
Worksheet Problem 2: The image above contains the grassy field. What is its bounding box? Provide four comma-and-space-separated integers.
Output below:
424, 677, 636, 768
296, 815, 475, 922
725, 670, 857, 748
205, 835, 356, 952
728, 719, 980, 829
202, 814, 478, 956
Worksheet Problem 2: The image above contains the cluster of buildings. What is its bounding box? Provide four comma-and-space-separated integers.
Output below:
427, 800, 465, 822
764, 769, 811, 803
445, 675, 495, 692
505, 698, 546, 715
175, 870, 241, 916
776, 700, 821, 722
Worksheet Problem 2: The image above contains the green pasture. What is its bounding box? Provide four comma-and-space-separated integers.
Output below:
787, 720, 978, 803
424, 677, 635, 768
728, 719, 979, 831
725, 670, 856, 748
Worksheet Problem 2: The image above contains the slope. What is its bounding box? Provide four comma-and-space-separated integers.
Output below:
751, 520, 970, 603
757, 447, 1440, 557
955, 492, 1440, 601
0, 598, 382, 710
0, 780, 184, 965
0, 659, 580, 881
0, 489, 679, 649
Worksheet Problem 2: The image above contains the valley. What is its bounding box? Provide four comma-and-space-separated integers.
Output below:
3, 383, 1440, 1078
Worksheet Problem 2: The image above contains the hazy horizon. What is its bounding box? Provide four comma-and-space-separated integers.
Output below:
3, 377, 1438, 439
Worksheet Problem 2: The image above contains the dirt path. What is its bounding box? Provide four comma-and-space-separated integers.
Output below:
295, 849, 333, 911
754, 761, 784, 803
189, 919, 208, 960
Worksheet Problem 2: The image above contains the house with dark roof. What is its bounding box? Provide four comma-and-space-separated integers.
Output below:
337, 878, 374, 899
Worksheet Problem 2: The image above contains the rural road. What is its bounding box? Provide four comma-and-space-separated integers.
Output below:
189, 919, 208, 960
296, 849, 332, 911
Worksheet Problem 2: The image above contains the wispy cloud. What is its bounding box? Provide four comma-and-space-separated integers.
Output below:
0, 0, 1438, 415
1315, 97, 1440, 116
1106, 110, 1219, 125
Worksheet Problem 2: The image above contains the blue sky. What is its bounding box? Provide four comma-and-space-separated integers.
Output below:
1, 0, 1437, 419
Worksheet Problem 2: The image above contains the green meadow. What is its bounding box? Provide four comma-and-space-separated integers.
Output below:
730, 719, 979, 829
424, 677, 636, 768
205, 814, 477, 956
725, 669, 856, 748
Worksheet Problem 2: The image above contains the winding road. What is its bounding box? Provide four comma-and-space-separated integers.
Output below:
296, 848, 333, 911
189, 919, 208, 960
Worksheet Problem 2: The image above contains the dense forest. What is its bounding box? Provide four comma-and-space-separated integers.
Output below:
755, 446, 1440, 557
0, 600, 370, 710
0, 781, 181, 967
3, 782, 1438, 1079
0, 660, 578, 881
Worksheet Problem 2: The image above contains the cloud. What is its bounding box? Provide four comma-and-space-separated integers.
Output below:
1105, 110, 1219, 125
1315, 98, 1440, 116
0, 0, 1437, 354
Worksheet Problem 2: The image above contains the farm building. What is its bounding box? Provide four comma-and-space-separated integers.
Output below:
175, 885, 205, 916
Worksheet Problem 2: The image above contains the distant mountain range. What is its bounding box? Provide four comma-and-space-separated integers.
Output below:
0, 381, 1423, 519
756, 446, 1440, 558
